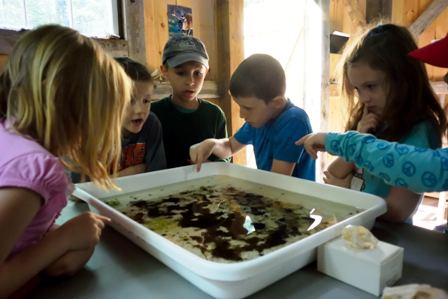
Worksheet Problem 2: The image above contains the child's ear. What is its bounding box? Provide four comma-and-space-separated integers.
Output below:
160, 65, 168, 78
271, 95, 285, 108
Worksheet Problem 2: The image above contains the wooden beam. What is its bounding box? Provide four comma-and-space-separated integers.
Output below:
153, 80, 220, 100
343, 0, 367, 29
321, 0, 331, 132
409, 0, 448, 38
0, 28, 128, 57
366, 0, 392, 23
143, 0, 168, 70
123, 0, 147, 63
216, 0, 246, 165
95, 38, 128, 57
320, 0, 331, 179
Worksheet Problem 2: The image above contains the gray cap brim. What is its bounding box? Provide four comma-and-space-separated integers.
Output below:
166, 53, 209, 68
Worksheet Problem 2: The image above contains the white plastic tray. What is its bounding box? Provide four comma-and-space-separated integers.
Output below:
73, 163, 386, 299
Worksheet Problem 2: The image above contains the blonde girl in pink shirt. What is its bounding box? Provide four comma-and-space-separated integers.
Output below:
0, 25, 132, 297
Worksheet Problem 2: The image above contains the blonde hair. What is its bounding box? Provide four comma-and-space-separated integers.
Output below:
0, 24, 132, 188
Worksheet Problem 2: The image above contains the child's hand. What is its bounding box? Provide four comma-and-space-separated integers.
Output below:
357, 105, 378, 133
58, 212, 111, 251
189, 139, 216, 172
295, 133, 327, 159
45, 246, 95, 276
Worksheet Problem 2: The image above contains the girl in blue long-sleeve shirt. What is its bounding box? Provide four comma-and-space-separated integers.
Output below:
297, 34, 448, 194
318, 24, 447, 223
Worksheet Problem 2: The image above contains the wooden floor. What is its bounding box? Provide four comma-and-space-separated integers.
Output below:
413, 195, 447, 232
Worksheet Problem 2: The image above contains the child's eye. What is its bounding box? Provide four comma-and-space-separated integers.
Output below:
176, 71, 185, 76
194, 71, 204, 77
366, 84, 377, 90
143, 98, 151, 104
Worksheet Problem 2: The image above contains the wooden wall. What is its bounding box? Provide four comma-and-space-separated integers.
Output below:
330, 0, 448, 81
328, 0, 367, 132
144, 0, 218, 81
392, 0, 448, 80
0, 1, 220, 82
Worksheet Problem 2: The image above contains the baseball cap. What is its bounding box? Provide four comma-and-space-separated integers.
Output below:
162, 35, 209, 68
408, 34, 448, 68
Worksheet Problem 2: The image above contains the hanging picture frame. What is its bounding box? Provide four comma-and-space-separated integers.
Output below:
167, 5, 193, 37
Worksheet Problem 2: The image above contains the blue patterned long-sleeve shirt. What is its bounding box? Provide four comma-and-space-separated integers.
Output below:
325, 131, 448, 193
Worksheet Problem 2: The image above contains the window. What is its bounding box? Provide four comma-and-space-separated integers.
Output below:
0, 0, 120, 38
244, 0, 324, 171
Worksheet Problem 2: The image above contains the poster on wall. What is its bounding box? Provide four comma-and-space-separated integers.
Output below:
168, 5, 193, 37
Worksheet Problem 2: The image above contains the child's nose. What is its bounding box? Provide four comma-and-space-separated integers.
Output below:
135, 102, 146, 113
358, 91, 370, 104
186, 74, 195, 85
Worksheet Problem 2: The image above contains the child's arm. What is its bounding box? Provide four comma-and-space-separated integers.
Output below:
190, 137, 244, 171
382, 187, 421, 222
295, 132, 327, 159
213, 110, 232, 163
271, 160, 296, 176
118, 164, 146, 177
325, 157, 356, 187
297, 132, 421, 222
325, 131, 448, 193
297, 131, 448, 193
0, 188, 109, 297
325, 106, 377, 186
323, 170, 352, 188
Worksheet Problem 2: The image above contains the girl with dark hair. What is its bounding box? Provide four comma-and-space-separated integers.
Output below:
323, 24, 446, 223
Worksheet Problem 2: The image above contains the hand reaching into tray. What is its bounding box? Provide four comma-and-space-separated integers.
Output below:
190, 139, 217, 171
190, 138, 237, 171
295, 133, 328, 159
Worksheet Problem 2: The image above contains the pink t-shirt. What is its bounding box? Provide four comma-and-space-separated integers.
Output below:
0, 120, 69, 256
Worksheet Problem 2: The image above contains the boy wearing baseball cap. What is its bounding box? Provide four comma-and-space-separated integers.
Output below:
152, 35, 229, 168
